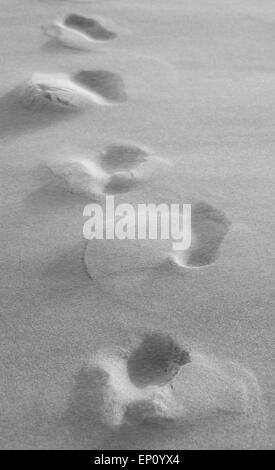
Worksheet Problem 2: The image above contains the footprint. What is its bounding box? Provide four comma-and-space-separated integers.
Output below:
64, 14, 117, 41
105, 171, 139, 194
173, 202, 231, 268
126, 332, 191, 388
44, 157, 140, 198
17, 70, 127, 112
43, 157, 108, 199
18, 73, 89, 111
66, 331, 262, 430
99, 143, 149, 173
84, 201, 230, 280
44, 142, 164, 198
67, 332, 190, 428
73, 70, 128, 104
98, 142, 169, 185
2, 69, 130, 136
42, 14, 117, 51
83, 201, 231, 312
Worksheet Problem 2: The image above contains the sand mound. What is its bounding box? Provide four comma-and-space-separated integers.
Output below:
72, 357, 178, 428
18, 71, 127, 111
42, 23, 94, 51
105, 171, 139, 194
70, 332, 261, 428
177, 352, 263, 422
44, 158, 108, 199
18, 73, 99, 111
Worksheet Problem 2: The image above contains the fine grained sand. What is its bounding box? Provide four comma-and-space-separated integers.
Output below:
0, 0, 274, 449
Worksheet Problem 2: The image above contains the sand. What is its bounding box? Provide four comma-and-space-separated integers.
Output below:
0, 0, 274, 450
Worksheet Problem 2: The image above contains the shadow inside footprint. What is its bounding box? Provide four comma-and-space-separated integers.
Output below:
74, 70, 128, 103
127, 332, 191, 388
64, 14, 117, 41
100, 143, 149, 173
176, 201, 231, 268
105, 171, 139, 194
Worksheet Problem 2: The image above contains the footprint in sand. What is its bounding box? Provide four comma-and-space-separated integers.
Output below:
172, 201, 231, 269
74, 70, 127, 104
84, 201, 231, 278
66, 331, 262, 429
1, 70, 128, 137
42, 13, 117, 51
126, 332, 191, 388
65, 14, 117, 41
43, 143, 168, 198
99, 142, 169, 188
100, 143, 149, 173
17, 70, 127, 112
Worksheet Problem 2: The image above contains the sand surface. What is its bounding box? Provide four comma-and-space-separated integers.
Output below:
0, 0, 274, 449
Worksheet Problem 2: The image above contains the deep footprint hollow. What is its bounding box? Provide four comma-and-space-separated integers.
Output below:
64, 13, 117, 41
74, 70, 128, 103
99, 143, 149, 173
127, 332, 191, 388
175, 201, 231, 268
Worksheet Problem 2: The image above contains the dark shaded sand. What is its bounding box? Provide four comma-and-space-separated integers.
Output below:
127, 332, 191, 387
74, 70, 128, 103
99, 143, 149, 173
98, 142, 168, 189
64, 14, 117, 41
105, 171, 139, 194
175, 201, 231, 268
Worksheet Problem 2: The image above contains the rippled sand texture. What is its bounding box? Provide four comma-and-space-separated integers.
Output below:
0, 0, 274, 450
